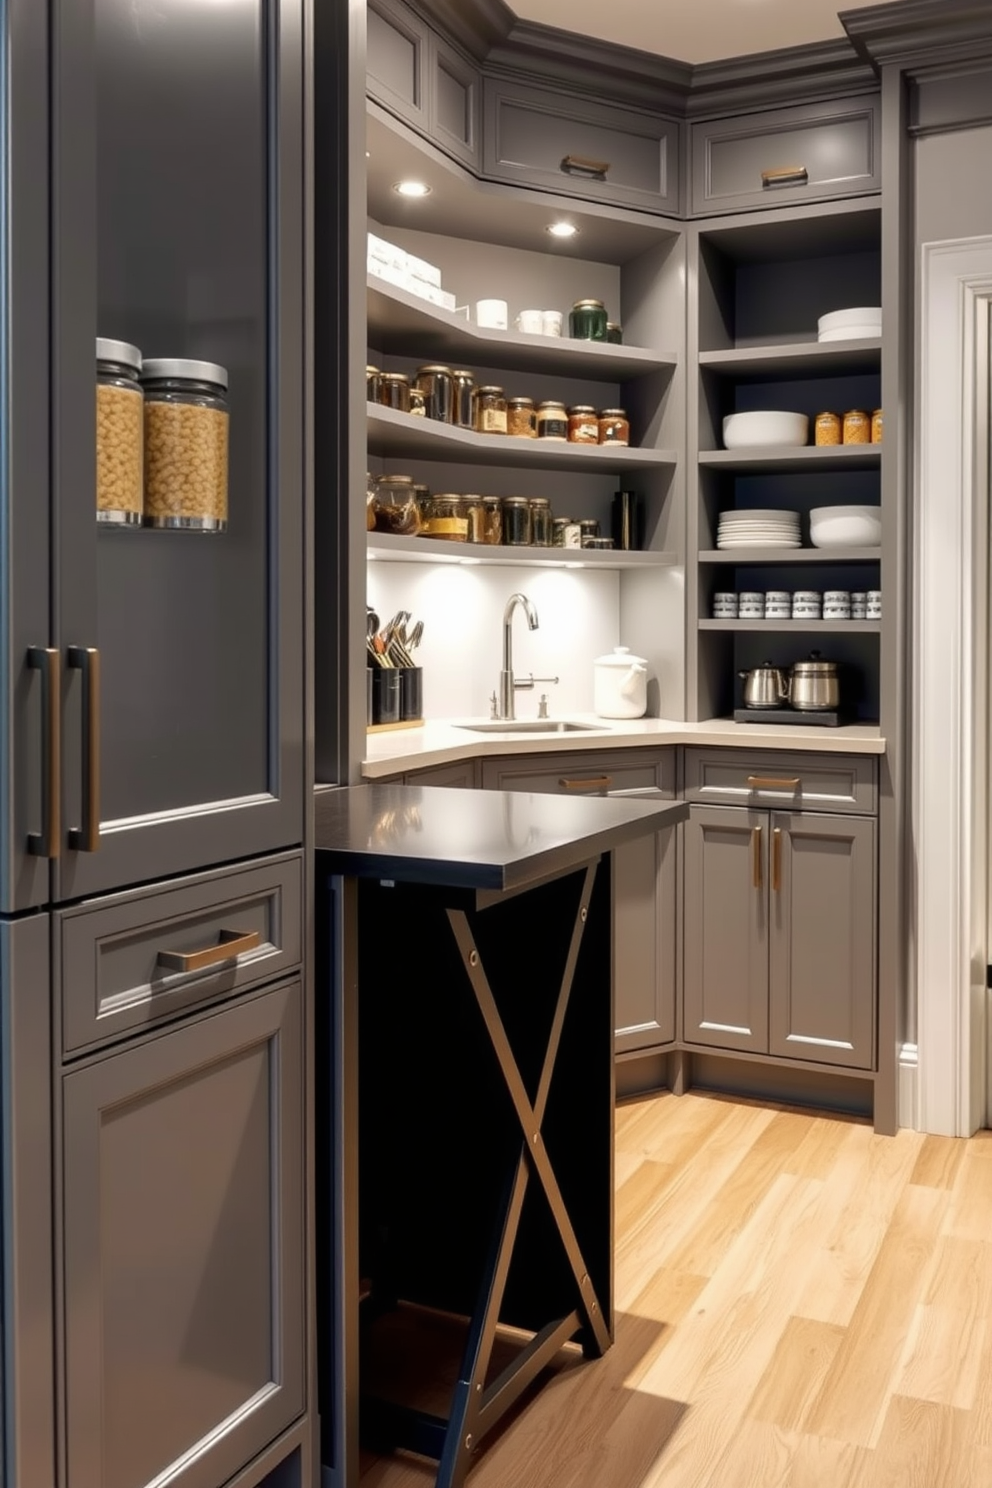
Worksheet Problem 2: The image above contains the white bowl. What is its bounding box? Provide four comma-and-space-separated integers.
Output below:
809, 505, 882, 548
722, 411, 809, 449
817, 307, 882, 333
817, 325, 881, 343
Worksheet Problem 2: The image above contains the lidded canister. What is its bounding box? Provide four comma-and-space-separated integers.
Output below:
96, 339, 144, 526
567, 405, 599, 444
569, 298, 608, 341
814, 411, 841, 447
597, 408, 630, 446
472, 385, 508, 434
536, 400, 568, 441
502, 496, 532, 546
366, 364, 382, 402
529, 496, 552, 546
140, 358, 229, 532
414, 364, 453, 423
451, 369, 475, 428
507, 396, 537, 438
842, 408, 870, 445
871, 408, 883, 444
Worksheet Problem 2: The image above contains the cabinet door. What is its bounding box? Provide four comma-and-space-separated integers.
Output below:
62, 979, 305, 1488
367, 0, 430, 134
429, 33, 480, 171
50, 0, 305, 902
404, 759, 481, 789
614, 823, 677, 1052
768, 812, 875, 1069
683, 806, 768, 1053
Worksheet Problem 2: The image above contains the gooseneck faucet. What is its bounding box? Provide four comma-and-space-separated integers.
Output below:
499, 592, 539, 720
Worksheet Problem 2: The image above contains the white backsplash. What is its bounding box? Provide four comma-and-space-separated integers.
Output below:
367, 560, 625, 720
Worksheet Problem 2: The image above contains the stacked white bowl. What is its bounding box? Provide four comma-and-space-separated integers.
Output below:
817, 307, 882, 343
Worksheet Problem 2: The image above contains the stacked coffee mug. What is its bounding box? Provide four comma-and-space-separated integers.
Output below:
739, 590, 765, 618
711, 587, 882, 620
713, 591, 739, 618
793, 590, 821, 620
765, 589, 791, 619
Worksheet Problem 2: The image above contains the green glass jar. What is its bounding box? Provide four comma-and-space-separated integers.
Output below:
569, 298, 608, 341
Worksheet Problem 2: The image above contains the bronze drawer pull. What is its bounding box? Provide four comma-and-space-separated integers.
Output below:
28, 647, 61, 858
752, 825, 763, 889
68, 647, 101, 852
561, 153, 610, 180
773, 828, 782, 893
559, 775, 613, 792
746, 775, 801, 790
761, 164, 808, 188
157, 928, 262, 974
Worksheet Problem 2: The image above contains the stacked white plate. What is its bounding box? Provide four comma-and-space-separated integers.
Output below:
817, 306, 881, 343
716, 509, 801, 550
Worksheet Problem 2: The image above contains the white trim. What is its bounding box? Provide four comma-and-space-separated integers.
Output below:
898, 1042, 919, 1131
915, 237, 992, 1136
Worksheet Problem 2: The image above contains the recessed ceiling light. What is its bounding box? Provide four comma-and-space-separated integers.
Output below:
546, 222, 578, 239
393, 180, 432, 198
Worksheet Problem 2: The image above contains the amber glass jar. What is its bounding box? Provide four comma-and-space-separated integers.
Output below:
463, 495, 487, 544
597, 408, 630, 446
414, 364, 453, 423
379, 372, 411, 413
451, 369, 475, 428
408, 387, 426, 417
815, 411, 841, 446
507, 396, 537, 438
472, 385, 507, 434
371, 474, 421, 535
366, 364, 382, 403
842, 409, 870, 445
536, 400, 568, 441
502, 496, 531, 545
481, 496, 503, 545
567, 405, 599, 444
423, 493, 470, 540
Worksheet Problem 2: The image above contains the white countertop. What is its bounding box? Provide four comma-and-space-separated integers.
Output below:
361, 714, 886, 778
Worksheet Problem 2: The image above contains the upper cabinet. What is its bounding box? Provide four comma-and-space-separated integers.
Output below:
368, 0, 481, 170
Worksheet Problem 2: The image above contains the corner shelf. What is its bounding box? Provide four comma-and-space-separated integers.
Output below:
367, 533, 678, 570
698, 339, 881, 379
699, 445, 882, 474
368, 405, 678, 472
699, 619, 881, 634
699, 548, 880, 564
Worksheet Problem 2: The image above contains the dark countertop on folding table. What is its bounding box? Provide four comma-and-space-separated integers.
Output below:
314, 783, 689, 892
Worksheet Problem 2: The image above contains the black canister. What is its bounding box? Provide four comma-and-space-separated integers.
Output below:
370, 669, 401, 725
611, 490, 644, 550
451, 369, 475, 428
399, 666, 423, 721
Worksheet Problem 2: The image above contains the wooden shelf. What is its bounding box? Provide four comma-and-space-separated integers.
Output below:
368, 405, 678, 472
699, 548, 880, 564
699, 619, 881, 633
698, 338, 881, 379
699, 445, 882, 474
368, 279, 678, 380
367, 533, 678, 570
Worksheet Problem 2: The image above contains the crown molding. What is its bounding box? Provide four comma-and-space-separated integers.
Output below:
842, 0, 992, 71
485, 20, 692, 115
686, 37, 876, 117
412, 0, 515, 62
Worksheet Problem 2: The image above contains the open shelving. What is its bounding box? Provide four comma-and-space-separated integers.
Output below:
367, 532, 677, 569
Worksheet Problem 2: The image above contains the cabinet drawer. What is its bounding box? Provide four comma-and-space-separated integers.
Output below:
690, 95, 880, 216
404, 759, 481, 789
482, 748, 675, 797
483, 78, 681, 215
682, 749, 876, 815
58, 852, 303, 1057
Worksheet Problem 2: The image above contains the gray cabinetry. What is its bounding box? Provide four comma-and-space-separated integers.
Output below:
689, 94, 881, 216
61, 978, 306, 1488
367, 0, 480, 169
430, 32, 480, 170
483, 78, 681, 215
403, 758, 481, 788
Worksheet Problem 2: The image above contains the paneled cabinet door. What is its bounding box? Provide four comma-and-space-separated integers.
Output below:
614, 825, 677, 1053
682, 805, 769, 1054
61, 979, 305, 1488
768, 812, 876, 1070
49, 0, 305, 902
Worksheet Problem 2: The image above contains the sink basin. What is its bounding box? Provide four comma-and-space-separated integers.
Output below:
454, 719, 604, 735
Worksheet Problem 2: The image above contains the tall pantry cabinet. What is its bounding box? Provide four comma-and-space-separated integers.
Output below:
2, 2, 312, 1486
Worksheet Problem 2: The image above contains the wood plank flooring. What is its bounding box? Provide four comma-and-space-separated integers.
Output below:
359, 1092, 992, 1487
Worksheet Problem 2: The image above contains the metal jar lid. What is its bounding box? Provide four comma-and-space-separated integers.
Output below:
96, 338, 142, 373
507, 395, 535, 407
537, 400, 566, 411
599, 408, 628, 418
416, 363, 452, 376
572, 298, 605, 310
528, 496, 551, 507
502, 496, 530, 507
140, 357, 228, 389
380, 371, 410, 383
452, 369, 475, 381
474, 385, 505, 396
375, 473, 415, 486
568, 405, 597, 415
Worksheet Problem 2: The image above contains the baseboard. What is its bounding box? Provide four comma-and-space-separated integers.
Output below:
898, 1042, 919, 1131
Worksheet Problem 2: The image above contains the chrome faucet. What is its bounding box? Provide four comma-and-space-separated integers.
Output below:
498, 593, 559, 719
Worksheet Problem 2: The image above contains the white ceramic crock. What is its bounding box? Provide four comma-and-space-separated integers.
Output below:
593, 646, 648, 719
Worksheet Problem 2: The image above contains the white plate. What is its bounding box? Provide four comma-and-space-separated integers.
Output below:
717, 538, 803, 549
718, 523, 801, 533
817, 306, 882, 332
718, 509, 800, 522
817, 325, 880, 342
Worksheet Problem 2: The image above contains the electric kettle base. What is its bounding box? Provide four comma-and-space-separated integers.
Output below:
733, 707, 843, 727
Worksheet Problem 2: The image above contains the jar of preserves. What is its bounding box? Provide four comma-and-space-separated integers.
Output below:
141, 358, 229, 531
423, 493, 470, 541
529, 497, 552, 546
815, 411, 841, 447
842, 408, 870, 445
552, 517, 581, 548
578, 519, 600, 545
379, 372, 411, 413
507, 396, 537, 438
97, 338, 144, 526
414, 364, 453, 423
371, 474, 421, 535
502, 496, 532, 546
366, 364, 382, 403
451, 369, 475, 428
606, 323, 623, 344
871, 408, 883, 444
463, 495, 487, 544
598, 408, 630, 446
536, 401, 568, 441
481, 496, 503, 545
569, 298, 608, 341
567, 405, 599, 444
472, 385, 508, 434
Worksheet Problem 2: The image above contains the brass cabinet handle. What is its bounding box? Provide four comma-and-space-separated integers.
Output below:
561, 153, 610, 180
68, 647, 101, 852
773, 828, 782, 893
559, 775, 613, 792
746, 776, 801, 791
752, 825, 762, 889
761, 164, 808, 188
28, 647, 61, 858
157, 929, 262, 974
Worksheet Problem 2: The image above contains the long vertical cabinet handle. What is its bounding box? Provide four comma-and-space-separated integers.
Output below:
68, 647, 101, 851
27, 647, 61, 857
751, 825, 762, 889
772, 828, 782, 892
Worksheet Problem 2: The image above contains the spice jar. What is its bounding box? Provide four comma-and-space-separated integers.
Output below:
598, 408, 630, 446
606, 323, 623, 344
567, 405, 599, 444
529, 497, 552, 546
141, 358, 229, 531
366, 364, 382, 403
507, 396, 537, 438
842, 409, 870, 445
97, 338, 144, 526
472, 385, 508, 434
423, 493, 470, 541
569, 298, 608, 341
414, 364, 453, 423
871, 408, 883, 444
481, 496, 503, 545
451, 370, 475, 428
815, 411, 841, 447
536, 401, 568, 441
464, 495, 487, 544
372, 474, 421, 535
502, 496, 531, 546
553, 517, 581, 548
578, 519, 600, 546
379, 372, 411, 413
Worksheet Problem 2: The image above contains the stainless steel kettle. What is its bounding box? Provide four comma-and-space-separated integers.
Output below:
788, 652, 840, 711
739, 662, 789, 709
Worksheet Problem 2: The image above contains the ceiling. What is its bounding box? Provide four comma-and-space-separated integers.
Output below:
507, 0, 884, 66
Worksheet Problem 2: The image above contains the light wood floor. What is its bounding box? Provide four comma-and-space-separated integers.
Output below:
359, 1091, 992, 1487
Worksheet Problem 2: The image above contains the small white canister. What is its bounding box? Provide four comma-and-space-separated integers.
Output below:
593, 646, 648, 719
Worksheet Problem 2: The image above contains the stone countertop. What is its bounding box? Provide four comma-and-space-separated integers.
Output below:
314, 783, 689, 891
360, 714, 886, 778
